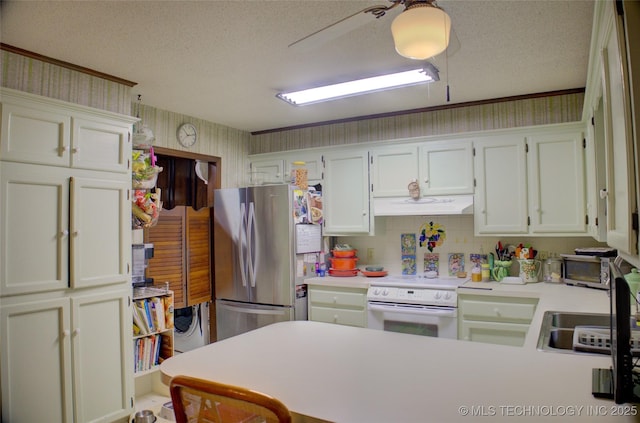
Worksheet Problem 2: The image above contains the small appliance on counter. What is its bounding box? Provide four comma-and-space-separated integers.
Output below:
561, 247, 619, 290
132, 243, 154, 285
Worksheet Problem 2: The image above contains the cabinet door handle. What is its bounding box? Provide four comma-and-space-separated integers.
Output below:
494, 308, 501, 316
62, 329, 70, 337
599, 189, 608, 199
333, 314, 338, 322
73, 328, 80, 336
72, 147, 80, 154
333, 296, 338, 303
60, 230, 69, 237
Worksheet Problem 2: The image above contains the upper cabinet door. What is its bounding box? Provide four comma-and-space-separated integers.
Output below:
474, 135, 528, 235
527, 127, 586, 234
72, 116, 131, 173
323, 149, 371, 235
371, 145, 419, 197
70, 175, 130, 289
1, 90, 133, 173
249, 158, 285, 185
419, 140, 474, 196
0, 101, 71, 167
283, 152, 324, 183
600, 13, 637, 256
0, 163, 70, 296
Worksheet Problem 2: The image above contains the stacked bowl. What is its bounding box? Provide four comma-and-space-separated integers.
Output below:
329, 245, 359, 277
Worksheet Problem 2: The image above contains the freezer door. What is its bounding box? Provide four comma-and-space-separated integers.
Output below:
215, 299, 294, 341
247, 184, 294, 306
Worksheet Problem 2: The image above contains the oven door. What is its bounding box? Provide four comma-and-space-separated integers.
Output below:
367, 301, 457, 339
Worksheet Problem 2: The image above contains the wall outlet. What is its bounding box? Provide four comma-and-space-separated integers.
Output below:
367, 248, 375, 261
538, 250, 549, 260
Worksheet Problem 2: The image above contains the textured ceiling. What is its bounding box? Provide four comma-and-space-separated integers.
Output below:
0, 0, 594, 133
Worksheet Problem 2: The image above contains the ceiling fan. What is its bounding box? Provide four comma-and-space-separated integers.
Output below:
289, 0, 460, 60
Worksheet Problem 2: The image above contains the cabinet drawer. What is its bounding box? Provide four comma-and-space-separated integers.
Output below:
308, 288, 366, 308
309, 306, 366, 328
459, 296, 537, 323
459, 320, 530, 346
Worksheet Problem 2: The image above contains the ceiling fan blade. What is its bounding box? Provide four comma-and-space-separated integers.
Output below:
288, 5, 390, 51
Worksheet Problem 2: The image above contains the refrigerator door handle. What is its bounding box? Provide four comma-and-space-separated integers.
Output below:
247, 201, 257, 288
218, 302, 288, 316
238, 202, 248, 287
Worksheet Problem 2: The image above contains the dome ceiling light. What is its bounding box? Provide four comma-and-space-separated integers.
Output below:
391, 1, 451, 60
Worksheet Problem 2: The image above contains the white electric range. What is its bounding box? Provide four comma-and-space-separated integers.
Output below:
366, 274, 468, 339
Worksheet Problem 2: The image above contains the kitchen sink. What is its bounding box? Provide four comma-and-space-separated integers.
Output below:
537, 311, 610, 355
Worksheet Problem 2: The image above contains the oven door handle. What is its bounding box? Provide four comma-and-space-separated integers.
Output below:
367, 302, 457, 317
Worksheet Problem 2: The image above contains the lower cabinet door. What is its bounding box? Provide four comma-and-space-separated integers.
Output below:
0, 297, 73, 423
71, 290, 133, 423
0, 290, 133, 423
459, 320, 531, 347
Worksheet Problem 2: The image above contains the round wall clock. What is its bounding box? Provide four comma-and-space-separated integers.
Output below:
177, 122, 197, 148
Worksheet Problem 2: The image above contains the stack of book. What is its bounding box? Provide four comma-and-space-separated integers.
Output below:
132, 295, 175, 373
132, 296, 174, 336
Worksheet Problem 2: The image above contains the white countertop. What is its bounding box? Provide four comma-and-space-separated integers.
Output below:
161, 279, 638, 422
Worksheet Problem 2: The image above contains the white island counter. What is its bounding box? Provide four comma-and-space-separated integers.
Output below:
161, 318, 638, 422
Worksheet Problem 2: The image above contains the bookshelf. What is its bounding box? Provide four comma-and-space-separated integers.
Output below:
132, 286, 174, 376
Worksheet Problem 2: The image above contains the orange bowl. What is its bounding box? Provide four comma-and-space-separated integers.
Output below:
330, 257, 359, 270
332, 249, 357, 258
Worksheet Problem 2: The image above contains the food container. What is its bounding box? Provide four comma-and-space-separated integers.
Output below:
290, 161, 308, 190
330, 257, 359, 270
331, 249, 357, 258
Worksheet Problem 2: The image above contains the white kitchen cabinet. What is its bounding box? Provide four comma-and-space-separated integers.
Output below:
371, 144, 419, 197
527, 126, 586, 234
419, 139, 474, 195
322, 149, 372, 235
0, 88, 136, 423
308, 285, 367, 328
0, 163, 130, 295
458, 293, 538, 347
248, 158, 285, 185
600, 11, 637, 256
473, 134, 528, 235
370, 140, 473, 198
0, 289, 133, 423
584, 95, 608, 242
284, 151, 323, 184
474, 125, 587, 237
0, 95, 130, 173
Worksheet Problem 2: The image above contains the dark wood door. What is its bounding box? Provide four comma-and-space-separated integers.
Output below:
145, 206, 211, 308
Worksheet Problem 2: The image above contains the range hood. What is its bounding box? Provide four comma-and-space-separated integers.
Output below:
373, 195, 474, 216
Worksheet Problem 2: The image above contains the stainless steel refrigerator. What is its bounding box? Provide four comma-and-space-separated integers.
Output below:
214, 184, 321, 340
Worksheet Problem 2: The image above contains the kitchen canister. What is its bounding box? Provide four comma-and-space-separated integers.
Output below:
543, 254, 563, 283
481, 263, 490, 282
518, 259, 542, 283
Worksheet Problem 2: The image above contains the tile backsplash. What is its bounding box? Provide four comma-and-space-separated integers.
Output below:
337, 215, 607, 277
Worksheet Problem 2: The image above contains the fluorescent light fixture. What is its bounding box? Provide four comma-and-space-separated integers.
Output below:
276, 64, 439, 106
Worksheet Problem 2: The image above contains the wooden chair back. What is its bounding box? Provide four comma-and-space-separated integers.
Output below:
169, 375, 292, 423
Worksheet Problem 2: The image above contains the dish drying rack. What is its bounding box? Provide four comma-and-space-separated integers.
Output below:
573, 326, 640, 355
